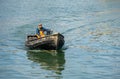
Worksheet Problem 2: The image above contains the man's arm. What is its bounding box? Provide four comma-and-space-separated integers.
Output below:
36, 28, 39, 35
43, 27, 52, 35
42, 27, 49, 32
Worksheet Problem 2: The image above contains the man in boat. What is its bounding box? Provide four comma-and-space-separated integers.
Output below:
36, 24, 52, 38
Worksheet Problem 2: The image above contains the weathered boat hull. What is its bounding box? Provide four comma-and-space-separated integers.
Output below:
25, 33, 64, 50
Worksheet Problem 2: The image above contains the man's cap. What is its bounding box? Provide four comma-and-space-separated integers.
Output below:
38, 24, 42, 26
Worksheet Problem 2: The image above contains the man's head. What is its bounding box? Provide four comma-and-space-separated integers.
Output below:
38, 24, 42, 29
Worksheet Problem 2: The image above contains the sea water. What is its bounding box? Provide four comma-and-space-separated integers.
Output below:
0, 0, 120, 79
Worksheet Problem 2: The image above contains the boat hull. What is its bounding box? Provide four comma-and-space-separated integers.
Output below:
25, 33, 64, 50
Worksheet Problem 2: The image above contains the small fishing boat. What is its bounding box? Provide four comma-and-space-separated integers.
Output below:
25, 33, 64, 50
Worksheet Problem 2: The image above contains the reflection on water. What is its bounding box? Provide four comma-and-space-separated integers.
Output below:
27, 50, 65, 75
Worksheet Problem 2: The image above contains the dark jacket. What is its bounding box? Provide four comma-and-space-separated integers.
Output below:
36, 27, 50, 35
